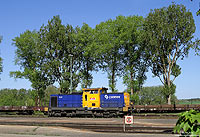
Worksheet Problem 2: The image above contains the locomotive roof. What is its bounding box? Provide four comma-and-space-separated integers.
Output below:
82, 87, 108, 90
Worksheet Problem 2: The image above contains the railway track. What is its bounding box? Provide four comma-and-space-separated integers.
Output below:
1, 104, 200, 115
133, 114, 178, 119
0, 113, 178, 118
0, 117, 174, 134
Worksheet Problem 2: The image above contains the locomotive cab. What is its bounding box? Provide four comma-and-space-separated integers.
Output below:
82, 87, 108, 108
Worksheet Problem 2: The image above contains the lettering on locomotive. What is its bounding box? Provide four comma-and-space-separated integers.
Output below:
104, 95, 121, 99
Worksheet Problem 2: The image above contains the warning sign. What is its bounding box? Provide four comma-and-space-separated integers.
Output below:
124, 116, 133, 124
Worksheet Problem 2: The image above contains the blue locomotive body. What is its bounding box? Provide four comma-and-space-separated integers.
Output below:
50, 94, 82, 108
100, 93, 125, 108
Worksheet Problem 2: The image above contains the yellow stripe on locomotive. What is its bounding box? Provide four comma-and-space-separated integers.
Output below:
123, 92, 130, 112
82, 87, 107, 108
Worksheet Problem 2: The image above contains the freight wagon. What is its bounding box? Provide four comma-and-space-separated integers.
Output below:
48, 87, 131, 117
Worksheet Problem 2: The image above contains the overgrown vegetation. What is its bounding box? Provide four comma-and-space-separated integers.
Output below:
129, 86, 177, 105
0, 86, 59, 106
0, 88, 34, 106
174, 110, 200, 136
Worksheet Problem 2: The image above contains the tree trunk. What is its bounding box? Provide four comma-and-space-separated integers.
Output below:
130, 71, 134, 96
167, 94, 171, 105
35, 95, 40, 107
130, 88, 134, 96
85, 62, 89, 88
167, 72, 171, 105
111, 69, 115, 93
60, 87, 63, 94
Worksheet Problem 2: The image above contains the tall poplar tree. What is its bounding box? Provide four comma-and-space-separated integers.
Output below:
11, 30, 52, 106
143, 4, 196, 104
38, 16, 81, 93
119, 16, 148, 96
76, 23, 96, 88
95, 17, 124, 92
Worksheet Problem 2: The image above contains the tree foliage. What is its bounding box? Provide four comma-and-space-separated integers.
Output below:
10, 3, 197, 100
43, 85, 60, 106
11, 16, 97, 95
11, 30, 52, 104
95, 15, 148, 93
140, 86, 165, 105
119, 16, 148, 95
0, 87, 59, 106
193, 39, 200, 56
76, 23, 96, 88
0, 89, 35, 106
174, 110, 200, 136
38, 15, 79, 93
130, 86, 177, 105
143, 3, 196, 104
12, 15, 149, 95
197, 9, 200, 16
94, 16, 124, 92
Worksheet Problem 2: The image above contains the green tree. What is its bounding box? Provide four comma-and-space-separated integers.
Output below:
138, 86, 177, 105
76, 23, 96, 88
197, 10, 200, 16
125, 88, 140, 104
38, 15, 81, 93
0, 89, 18, 106
119, 15, 148, 96
143, 4, 196, 104
0, 89, 35, 106
139, 86, 166, 105
11, 30, 52, 106
193, 39, 200, 55
43, 85, 60, 106
95, 16, 128, 92
174, 110, 200, 136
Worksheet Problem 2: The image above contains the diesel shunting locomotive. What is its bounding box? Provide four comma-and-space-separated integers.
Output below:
48, 87, 132, 117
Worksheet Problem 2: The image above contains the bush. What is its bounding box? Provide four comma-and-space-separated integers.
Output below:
130, 93, 139, 105
174, 110, 200, 136
139, 86, 166, 105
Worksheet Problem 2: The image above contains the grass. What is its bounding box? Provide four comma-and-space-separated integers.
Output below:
178, 100, 200, 105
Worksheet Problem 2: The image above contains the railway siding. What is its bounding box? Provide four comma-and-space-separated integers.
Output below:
133, 104, 200, 112
0, 104, 199, 115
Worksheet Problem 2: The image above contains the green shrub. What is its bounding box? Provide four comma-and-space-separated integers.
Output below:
174, 110, 200, 136
130, 93, 139, 105
33, 111, 45, 116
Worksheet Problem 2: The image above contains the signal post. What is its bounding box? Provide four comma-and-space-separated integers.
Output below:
123, 115, 134, 132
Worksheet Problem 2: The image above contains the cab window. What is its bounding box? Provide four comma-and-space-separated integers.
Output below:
90, 90, 98, 94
